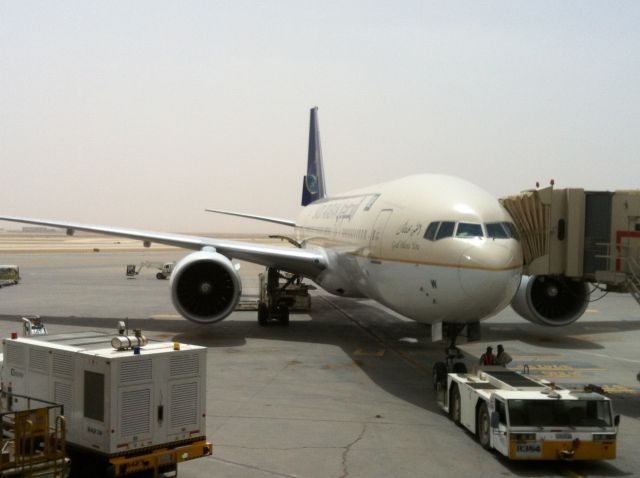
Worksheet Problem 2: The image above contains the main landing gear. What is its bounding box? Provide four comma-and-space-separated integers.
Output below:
432, 322, 480, 392
257, 267, 310, 326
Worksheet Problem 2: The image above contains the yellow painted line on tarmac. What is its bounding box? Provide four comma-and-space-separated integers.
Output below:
602, 385, 639, 394
585, 308, 599, 314
527, 365, 605, 372
514, 355, 563, 359
320, 296, 430, 375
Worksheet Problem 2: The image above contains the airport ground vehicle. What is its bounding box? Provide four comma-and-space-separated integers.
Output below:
0, 392, 69, 477
126, 261, 175, 280
1, 327, 212, 476
436, 367, 619, 460
0, 265, 20, 288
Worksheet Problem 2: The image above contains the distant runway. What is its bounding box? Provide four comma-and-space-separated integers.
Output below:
1, 238, 639, 477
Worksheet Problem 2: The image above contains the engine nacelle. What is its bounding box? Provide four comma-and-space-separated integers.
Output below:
511, 275, 590, 326
170, 251, 242, 324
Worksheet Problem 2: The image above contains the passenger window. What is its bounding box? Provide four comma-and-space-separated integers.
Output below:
486, 222, 508, 239
424, 222, 440, 241
435, 221, 455, 240
456, 223, 483, 238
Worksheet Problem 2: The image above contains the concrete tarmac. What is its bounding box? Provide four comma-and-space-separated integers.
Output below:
1, 247, 639, 477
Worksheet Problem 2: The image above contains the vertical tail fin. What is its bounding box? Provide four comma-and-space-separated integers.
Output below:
301, 106, 327, 206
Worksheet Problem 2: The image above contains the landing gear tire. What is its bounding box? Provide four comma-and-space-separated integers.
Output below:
449, 383, 462, 425
258, 302, 269, 326
432, 361, 447, 392
452, 362, 467, 374
277, 303, 290, 326
477, 402, 491, 449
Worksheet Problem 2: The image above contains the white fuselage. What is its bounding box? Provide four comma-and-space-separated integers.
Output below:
295, 174, 523, 324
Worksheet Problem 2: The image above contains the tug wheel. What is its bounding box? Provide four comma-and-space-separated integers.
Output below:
477, 402, 491, 449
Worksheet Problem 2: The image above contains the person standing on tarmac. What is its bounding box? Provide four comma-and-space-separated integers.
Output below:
495, 344, 513, 367
479, 346, 495, 365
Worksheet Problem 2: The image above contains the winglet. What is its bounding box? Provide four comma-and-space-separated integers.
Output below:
301, 107, 327, 206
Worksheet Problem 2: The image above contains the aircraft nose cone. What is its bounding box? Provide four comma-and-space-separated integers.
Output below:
458, 242, 522, 312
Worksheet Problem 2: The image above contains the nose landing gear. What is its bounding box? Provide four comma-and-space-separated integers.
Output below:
432, 322, 480, 391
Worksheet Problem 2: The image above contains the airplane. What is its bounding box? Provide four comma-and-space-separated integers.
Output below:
0, 108, 593, 370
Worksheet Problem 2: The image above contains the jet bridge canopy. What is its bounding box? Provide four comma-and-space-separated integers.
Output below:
500, 187, 640, 295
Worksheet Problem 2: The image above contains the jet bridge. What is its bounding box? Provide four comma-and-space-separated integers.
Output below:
501, 187, 640, 307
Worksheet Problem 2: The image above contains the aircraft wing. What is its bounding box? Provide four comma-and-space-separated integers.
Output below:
204, 209, 296, 227
0, 215, 326, 277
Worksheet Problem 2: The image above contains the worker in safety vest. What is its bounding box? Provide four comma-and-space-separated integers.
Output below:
495, 344, 513, 367
479, 346, 495, 365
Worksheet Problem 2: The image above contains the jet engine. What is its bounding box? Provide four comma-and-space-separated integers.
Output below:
170, 250, 242, 324
511, 275, 590, 326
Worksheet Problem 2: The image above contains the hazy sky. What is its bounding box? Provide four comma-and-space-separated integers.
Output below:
1, 1, 639, 233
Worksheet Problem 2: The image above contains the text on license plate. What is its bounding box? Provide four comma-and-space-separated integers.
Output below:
516, 443, 542, 457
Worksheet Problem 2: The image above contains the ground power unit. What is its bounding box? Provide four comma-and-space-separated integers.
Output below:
1, 330, 211, 476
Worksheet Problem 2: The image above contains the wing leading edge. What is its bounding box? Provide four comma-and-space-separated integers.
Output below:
204, 209, 296, 227
0, 215, 325, 277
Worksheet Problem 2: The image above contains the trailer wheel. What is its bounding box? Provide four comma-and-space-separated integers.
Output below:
156, 272, 165, 280
449, 384, 461, 425
277, 303, 290, 326
258, 302, 269, 326
477, 402, 491, 449
432, 362, 447, 391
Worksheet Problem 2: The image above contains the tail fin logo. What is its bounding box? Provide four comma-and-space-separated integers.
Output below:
301, 107, 326, 206
305, 175, 319, 194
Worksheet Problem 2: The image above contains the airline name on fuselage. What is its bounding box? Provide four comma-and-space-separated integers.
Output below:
310, 194, 380, 223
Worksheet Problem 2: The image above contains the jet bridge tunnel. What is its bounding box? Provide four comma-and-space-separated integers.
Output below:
500, 187, 640, 312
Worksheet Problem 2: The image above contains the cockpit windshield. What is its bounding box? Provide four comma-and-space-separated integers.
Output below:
486, 222, 509, 239
486, 222, 519, 240
456, 223, 483, 238
423, 220, 520, 241
435, 221, 455, 240
502, 222, 520, 240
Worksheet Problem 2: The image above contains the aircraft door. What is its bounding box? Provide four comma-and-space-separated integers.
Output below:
369, 209, 393, 258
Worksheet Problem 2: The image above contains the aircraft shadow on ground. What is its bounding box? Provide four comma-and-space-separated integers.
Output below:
481, 320, 640, 351
0, 307, 636, 475
2, 298, 638, 416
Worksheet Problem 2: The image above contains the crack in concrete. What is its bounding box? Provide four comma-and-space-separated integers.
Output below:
211, 353, 302, 434
207, 455, 300, 477
215, 444, 346, 451
339, 423, 367, 478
